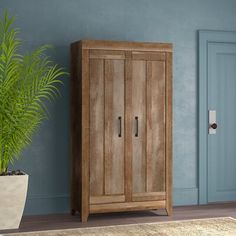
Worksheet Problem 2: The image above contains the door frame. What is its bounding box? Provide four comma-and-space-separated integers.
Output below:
198, 30, 236, 204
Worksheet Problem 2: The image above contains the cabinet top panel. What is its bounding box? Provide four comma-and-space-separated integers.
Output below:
71, 40, 172, 52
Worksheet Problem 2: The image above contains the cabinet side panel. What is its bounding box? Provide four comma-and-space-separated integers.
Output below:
81, 49, 90, 222
70, 43, 82, 214
90, 59, 105, 196
166, 52, 173, 215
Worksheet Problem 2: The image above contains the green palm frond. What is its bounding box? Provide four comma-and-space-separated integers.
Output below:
0, 11, 67, 174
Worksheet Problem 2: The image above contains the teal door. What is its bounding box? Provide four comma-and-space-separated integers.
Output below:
207, 42, 236, 202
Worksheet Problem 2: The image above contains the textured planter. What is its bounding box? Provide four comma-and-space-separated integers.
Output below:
0, 173, 28, 230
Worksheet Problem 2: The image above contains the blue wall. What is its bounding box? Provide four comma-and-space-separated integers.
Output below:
1, 0, 236, 215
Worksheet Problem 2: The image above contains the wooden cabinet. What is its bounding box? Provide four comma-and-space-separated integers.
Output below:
70, 40, 172, 222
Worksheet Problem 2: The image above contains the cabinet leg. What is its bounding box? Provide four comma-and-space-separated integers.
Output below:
81, 212, 89, 222
166, 207, 173, 216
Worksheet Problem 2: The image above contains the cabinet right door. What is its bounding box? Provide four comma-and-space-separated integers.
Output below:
131, 51, 166, 202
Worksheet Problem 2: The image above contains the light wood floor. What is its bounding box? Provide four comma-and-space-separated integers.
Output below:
1, 203, 236, 234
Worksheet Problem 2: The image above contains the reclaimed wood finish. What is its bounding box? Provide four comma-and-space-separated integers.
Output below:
70, 40, 173, 222
90, 50, 125, 60
132, 51, 166, 61
146, 60, 166, 193
166, 52, 173, 216
90, 195, 125, 205
132, 192, 166, 202
80, 49, 90, 222
124, 51, 133, 203
90, 200, 166, 214
80, 40, 172, 52
89, 54, 126, 205
131, 60, 147, 194
104, 59, 125, 196
89, 59, 104, 197
131, 53, 166, 201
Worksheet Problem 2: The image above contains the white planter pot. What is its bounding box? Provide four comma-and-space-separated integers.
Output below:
0, 173, 28, 230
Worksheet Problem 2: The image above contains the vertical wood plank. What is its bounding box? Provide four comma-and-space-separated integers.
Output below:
104, 59, 125, 195
132, 60, 147, 194
146, 61, 152, 193
165, 52, 173, 215
146, 61, 166, 192
125, 51, 133, 202
81, 49, 90, 222
89, 59, 104, 196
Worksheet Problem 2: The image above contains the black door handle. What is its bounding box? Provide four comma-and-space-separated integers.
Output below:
135, 116, 138, 137
118, 116, 122, 137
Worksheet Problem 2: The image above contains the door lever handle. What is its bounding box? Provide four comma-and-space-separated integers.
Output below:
209, 110, 217, 134
210, 123, 217, 129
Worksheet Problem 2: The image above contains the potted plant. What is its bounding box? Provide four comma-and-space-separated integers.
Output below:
0, 11, 66, 230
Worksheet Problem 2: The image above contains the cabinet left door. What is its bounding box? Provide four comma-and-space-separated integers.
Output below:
89, 50, 126, 205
